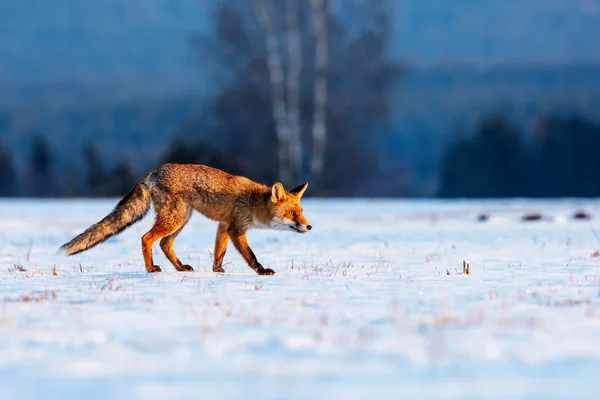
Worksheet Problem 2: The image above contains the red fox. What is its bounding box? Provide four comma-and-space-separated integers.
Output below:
59, 163, 311, 275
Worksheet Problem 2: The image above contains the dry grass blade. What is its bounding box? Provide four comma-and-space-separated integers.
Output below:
463, 260, 470, 275
13, 264, 26, 272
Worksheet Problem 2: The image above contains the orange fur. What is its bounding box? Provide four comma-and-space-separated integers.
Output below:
59, 163, 312, 275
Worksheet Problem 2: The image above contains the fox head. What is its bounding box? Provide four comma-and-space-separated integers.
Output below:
266, 182, 312, 234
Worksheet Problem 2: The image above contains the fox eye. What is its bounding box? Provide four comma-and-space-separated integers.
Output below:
288, 211, 296, 217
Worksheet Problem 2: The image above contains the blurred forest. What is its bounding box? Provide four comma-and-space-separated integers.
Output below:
1, 0, 600, 199
440, 113, 600, 198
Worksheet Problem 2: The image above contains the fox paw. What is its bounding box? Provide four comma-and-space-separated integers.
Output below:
147, 265, 162, 273
179, 264, 194, 272
213, 266, 225, 273
256, 267, 276, 276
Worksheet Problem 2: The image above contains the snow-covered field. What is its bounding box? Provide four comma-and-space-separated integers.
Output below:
1, 198, 600, 400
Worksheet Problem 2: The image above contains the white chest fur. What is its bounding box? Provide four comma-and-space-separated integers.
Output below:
248, 217, 273, 230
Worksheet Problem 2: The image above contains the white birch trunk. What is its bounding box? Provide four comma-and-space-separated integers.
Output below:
254, 0, 292, 184
286, 0, 303, 182
311, 0, 328, 179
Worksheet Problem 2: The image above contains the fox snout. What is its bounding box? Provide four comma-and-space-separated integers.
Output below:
294, 222, 312, 234
292, 214, 312, 233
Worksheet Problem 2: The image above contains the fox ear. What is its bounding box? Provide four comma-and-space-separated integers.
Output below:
289, 182, 308, 198
271, 182, 287, 203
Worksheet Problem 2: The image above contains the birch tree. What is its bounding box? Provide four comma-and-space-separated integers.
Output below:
286, 0, 303, 182
194, 0, 401, 195
255, 0, 329, 184
310, 0, 328, 180
254, 0, 293, 185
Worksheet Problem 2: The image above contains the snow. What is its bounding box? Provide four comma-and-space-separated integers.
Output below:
1, 198, 600, 399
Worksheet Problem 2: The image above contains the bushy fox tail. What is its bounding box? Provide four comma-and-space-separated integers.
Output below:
59, 180, 152, 256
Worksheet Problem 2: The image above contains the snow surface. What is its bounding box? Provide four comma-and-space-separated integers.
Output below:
1, 198, 600, 399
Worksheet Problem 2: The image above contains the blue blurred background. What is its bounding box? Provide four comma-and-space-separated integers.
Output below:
1, 0, 600, 198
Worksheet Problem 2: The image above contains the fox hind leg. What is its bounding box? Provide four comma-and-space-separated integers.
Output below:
159, 209, 194, 272
142, 202, 190, 273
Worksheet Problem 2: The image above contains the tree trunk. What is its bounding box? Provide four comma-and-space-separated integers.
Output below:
311, 0, 328, 180
286, 0, 303, 183
254, 0, 292, 185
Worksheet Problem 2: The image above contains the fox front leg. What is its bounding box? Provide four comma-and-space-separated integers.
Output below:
227, 229, 275, 276
213, 223, 229, 273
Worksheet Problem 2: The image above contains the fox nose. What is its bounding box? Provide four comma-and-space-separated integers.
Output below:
307, 225, 312, 231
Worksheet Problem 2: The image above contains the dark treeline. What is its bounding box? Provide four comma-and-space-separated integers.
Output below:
0, 135, 229, 198
440, 113, 600, 198
2, 110, 600, 199
3, 110, 599, 199
0, 136, 134, 198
